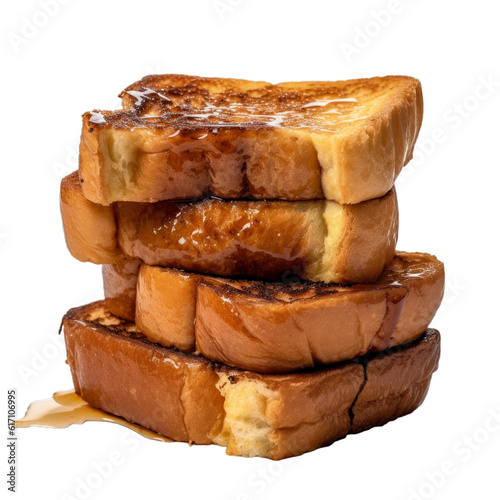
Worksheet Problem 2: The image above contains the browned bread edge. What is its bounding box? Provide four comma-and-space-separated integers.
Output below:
79, 75, 422, 205
63, 301, 440, 460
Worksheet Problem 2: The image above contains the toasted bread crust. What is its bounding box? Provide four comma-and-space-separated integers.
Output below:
351, 328, 440, 434
102, 252, 446, 373
79, 75, 422, 205
63, 301, 439, 459
61, 172, 398, 283
60, 172, 122, 263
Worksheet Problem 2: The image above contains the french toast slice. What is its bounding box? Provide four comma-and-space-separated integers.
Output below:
63, 301, 440, 460
100, 252, 444, 373
79, 74, 422, 205
61, 172, 398, 283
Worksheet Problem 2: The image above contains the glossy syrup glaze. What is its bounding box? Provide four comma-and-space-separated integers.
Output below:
380, 252, 440, 286
85, 75, 387, 131
16, 390, 170, 442
193, 252, 438, 303
114, 197, 324, 280
210, 276, 403, 303
78, 75, 423, 206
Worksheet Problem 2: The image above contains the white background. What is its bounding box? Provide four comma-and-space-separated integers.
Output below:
2, 1, 499, 499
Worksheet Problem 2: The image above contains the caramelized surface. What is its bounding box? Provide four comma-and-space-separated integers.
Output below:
88, 75, 393, 132
132, 251, 443, 372
61, 171, 398, 283
62, 301, 440, 459
196, 251, 441, 302
114, 197, 325, 280
79, 74, 422, 205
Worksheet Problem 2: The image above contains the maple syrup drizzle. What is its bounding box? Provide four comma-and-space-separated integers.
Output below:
16, 390, 171, 442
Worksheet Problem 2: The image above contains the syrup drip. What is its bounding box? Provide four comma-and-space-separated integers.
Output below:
16, 390, 171, 442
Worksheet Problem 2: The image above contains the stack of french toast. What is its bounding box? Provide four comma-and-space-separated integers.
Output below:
60, 74, 444, 460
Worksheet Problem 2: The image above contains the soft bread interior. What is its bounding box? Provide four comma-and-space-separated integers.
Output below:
103, 130, 141, 199
315, 201, 346, 281
213, 375, 278, 458
314, 189, 398, 282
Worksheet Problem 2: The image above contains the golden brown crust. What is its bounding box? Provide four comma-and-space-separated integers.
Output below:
60, 172, 122, 263
322, 189, 399, 282
63, 301, 440, 460
60, 173, 398, 283
351, 330, 440, 433
127, 252, 444, 373
79, 75, 422, 205
381, 252, 445, 344
135, 265, 201, 352
114, 197, 326, 280
315, 79, 423, 202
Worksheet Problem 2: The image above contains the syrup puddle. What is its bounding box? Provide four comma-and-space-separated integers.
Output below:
16, 390, 171, 442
